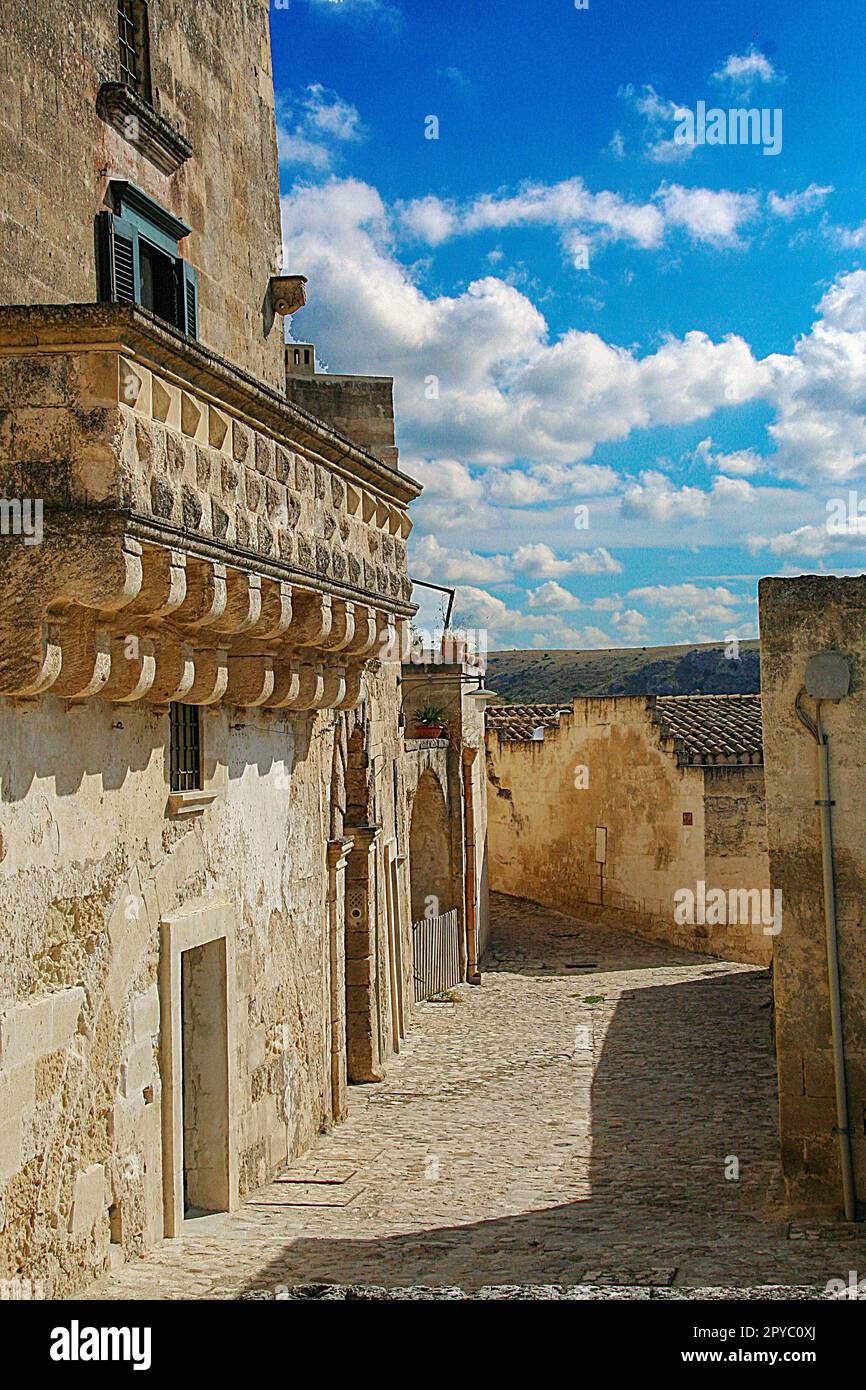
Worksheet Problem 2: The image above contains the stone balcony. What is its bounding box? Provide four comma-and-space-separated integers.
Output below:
0, 305, 419, 710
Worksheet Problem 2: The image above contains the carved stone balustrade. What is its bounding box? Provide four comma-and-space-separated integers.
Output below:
0, 305, 419, 710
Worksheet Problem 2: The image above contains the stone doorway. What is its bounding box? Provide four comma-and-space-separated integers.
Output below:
159, 902, 237, 1237
181, 938, 230, 1217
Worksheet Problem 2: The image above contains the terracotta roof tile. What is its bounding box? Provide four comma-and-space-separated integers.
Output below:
651, 694, 763, 766
486, 703, 570, 741
487, 694, 764, 765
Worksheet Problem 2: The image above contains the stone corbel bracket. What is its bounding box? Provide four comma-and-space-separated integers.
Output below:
97, 83, 193, 175
0, 534, 406, 713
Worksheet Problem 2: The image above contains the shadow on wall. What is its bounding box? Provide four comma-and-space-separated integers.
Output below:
222, 965, 783, 1291
0, 697, 317, 803
408, 767, 455, 922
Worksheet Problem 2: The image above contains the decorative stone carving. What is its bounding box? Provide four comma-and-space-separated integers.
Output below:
0, 305, 419, 712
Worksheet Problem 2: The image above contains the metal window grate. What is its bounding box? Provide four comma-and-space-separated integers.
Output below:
169, 703, 202, 793
117, 1, 140, 90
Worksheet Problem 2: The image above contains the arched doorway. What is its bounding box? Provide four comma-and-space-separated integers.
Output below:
408, 768, 461, 999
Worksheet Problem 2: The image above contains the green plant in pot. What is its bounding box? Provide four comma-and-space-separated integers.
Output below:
413, 704, 448, 739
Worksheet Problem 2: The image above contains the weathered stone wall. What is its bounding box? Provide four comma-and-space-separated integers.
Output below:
0, 0, 432, 1302
486, 698, 771, 964
704, 766, 769, 894
759, 575, 866, 1217
285, 374, 398, 471
0, 0, 284, 390
0, 668, 413, 1295
0, 307, 412, 610
400, 660, 491, 973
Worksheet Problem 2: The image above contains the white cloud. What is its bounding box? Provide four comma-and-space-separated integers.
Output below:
303, 84, 365, 142
768, 184, 833, 219
430, 177, 667, 249
712, 46, 783, 93
832, 220, 866, 250
282, 177, 770, 471
620, 471, 709, 521
404, 458, 481, 502
512, 542, 622, 578
765, 270, 866, 482
619, 83, 696, 165
303, 0, 399, 23
486, 462, 618, 504
396, 174, 769, 253
695, 437, 764, 476
624, 582, 755, 641
628, 582, 739, 606
657, 184, 759, 248
398, 195, 460, 245
452, 585, 616, 649
276, 86, 366, 170
487, 471, 550, 505
411, 534, 510, 584
526, 581, 582, 612
750, 522, 866, 559
711, 474, 755, 503
612, 608, 649, 641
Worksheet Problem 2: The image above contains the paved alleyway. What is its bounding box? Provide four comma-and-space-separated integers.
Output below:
83, 894, 865, 1299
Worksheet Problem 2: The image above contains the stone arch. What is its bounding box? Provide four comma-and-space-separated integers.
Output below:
408, 767, 455, 923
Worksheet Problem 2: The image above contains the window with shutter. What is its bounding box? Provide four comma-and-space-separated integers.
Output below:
96, 182, 198, 339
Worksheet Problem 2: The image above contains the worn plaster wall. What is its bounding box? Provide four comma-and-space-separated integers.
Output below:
0, 666, 412, 1295
759, 575, 866, 1218
486, 698, 771, 965
0, 0, 283, 389
704, 767, 769, 895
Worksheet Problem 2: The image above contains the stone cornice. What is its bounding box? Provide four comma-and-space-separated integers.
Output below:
96, 84, 194, 176
0, 528, 399, 711
0, 304, 421, 506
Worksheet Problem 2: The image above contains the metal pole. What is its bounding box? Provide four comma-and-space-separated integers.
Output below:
815, 703, 857, 1222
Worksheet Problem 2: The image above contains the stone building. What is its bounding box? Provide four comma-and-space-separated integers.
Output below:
0, 0, 491, 1296
486, 695, 771, 965
759, 575, 866, 1219
401, 651, 492, 985
286, 344, 399, 472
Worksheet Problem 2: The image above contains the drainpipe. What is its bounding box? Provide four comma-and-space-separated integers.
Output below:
795, 669, 857, 1221
462, 746, 481, 984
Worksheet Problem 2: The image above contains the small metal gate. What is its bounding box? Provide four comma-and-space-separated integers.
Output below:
412, 908, 461, 1001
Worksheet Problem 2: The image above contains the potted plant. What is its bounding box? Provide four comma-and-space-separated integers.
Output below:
413, 704, 448, 739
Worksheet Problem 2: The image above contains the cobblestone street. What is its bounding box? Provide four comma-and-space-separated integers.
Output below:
83, 894, 866, 1300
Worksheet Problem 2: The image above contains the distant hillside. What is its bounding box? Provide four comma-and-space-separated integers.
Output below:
485, 640, 760, 703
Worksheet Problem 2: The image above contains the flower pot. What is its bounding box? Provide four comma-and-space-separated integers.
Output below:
414, 724, 444, 740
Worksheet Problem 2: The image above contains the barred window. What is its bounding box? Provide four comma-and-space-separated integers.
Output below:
169, 703, 202, 793
117, 1, 152, 103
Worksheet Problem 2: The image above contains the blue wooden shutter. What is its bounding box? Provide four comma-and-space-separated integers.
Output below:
179, 261, 199, 339
96, 211, 140, 304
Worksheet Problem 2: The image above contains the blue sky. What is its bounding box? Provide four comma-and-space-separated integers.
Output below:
271, 0, 866, 649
